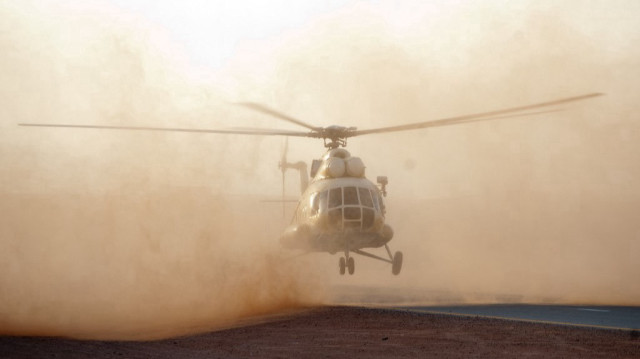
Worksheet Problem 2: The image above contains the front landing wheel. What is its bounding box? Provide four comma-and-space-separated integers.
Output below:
347, 256, 355, 275
339, 257, 346, 275
392, 251, 403, 275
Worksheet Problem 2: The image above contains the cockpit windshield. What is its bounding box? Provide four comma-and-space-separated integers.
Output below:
312, 185, 383, 231
325, 186, 380, 210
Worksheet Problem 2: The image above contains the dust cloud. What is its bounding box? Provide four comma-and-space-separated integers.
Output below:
0, 1, 324, 340
243, 1, 640, 305
2, 0, 640, 341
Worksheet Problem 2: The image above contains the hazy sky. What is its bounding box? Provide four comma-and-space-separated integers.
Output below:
107, 0, 357, 70
106, 1, 639, 73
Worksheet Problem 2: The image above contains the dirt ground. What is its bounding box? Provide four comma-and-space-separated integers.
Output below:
1, 306, 638, 358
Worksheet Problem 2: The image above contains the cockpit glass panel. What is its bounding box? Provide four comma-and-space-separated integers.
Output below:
344, 207, 361, 220
310, 192, 319, 215
359, 188, 373, 207
343, 186, 358, 205
310, 193, 317, 209
363, 208, 374, 228
328, 187, 342, 208
328, 208, 342, 227
375, 192, 384, 214
372, 191, 380, 211
317, 190, 327, 212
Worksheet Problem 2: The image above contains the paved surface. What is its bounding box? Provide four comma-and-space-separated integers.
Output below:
401, 304, 640, 330
1, 307, 639, 358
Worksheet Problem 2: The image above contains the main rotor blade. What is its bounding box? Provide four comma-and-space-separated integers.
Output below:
18, 123, 312, 137
353, 93, 603, 136
236, 102, 319, 131
358, 108, 563, 135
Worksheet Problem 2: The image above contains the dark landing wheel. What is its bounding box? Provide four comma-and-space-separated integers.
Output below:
347, 257, 355, 275
339, 257, 346, 275
392, 251, 403, 275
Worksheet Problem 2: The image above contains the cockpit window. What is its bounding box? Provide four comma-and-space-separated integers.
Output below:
310, 190, 327, 216
372, 191, 380, 211
318, 190, 327, 212
310, 192, 319, 215
321, 186, 382, 230
343, 186, 358, 205
327, 186, 381, 215
328, 187, 342, 208
359, 187, 373, 208
374, 191, 385, 215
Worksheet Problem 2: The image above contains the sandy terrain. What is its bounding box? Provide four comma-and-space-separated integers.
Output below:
1, 306, 638, 358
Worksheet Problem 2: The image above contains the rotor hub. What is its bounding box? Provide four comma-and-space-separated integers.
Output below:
314, 125, 357, 148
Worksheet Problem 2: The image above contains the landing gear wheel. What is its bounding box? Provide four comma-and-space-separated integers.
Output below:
347, 256, 355, 275
339, 257, 346, 275
392, 251, 403, 275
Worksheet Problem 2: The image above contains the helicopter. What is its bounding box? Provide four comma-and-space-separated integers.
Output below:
19, 92, 603, 275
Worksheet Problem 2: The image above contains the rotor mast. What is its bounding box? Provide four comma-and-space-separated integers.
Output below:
316, 125, 357, 149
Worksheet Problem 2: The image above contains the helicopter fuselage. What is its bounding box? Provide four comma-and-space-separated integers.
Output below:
280, 150, 393, 254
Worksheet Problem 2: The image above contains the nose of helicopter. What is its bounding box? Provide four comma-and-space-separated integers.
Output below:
326, 205, 377, 232
321, 185, 384, 233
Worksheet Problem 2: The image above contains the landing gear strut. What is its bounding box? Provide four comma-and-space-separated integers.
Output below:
341, 244, 403, 275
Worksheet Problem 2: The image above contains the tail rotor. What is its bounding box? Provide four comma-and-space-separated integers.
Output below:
278, 137, 289, 218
